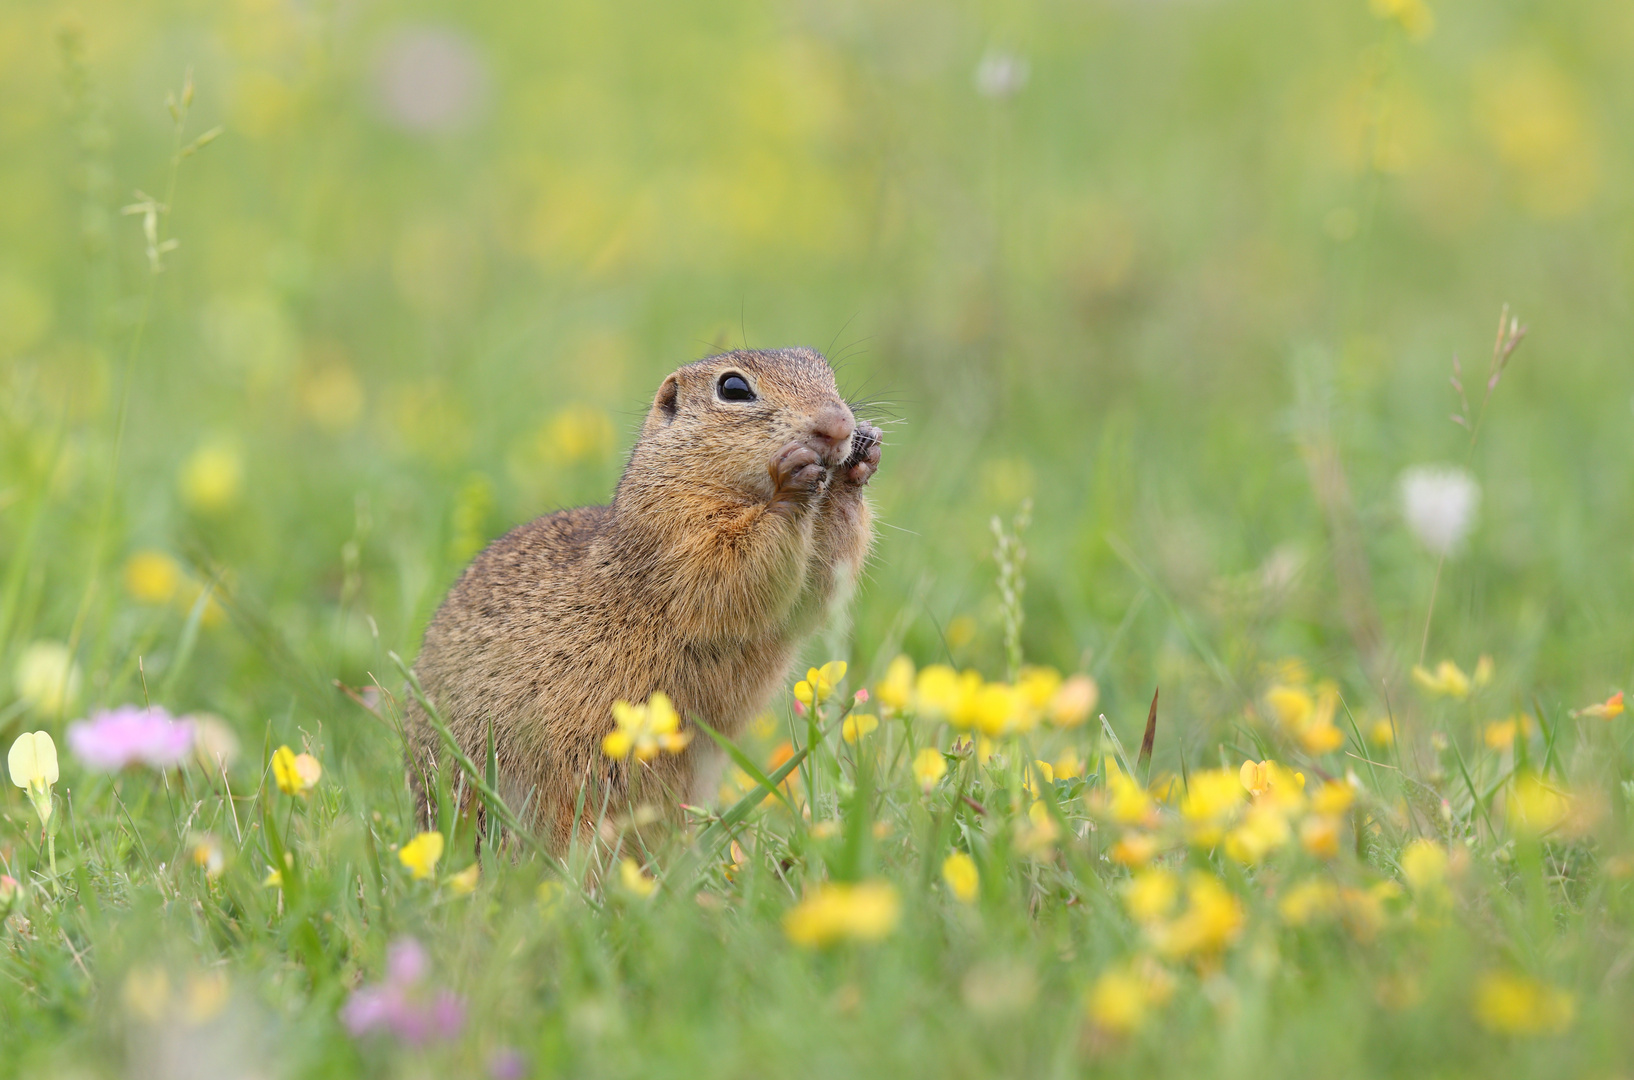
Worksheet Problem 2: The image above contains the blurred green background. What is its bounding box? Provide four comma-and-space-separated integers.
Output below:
2, 0, 1631, 755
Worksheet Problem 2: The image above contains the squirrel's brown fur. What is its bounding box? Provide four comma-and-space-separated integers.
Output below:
405, 348, 881, 851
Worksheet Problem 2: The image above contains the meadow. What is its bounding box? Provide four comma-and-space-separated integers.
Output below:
2, 0, 1634, 1075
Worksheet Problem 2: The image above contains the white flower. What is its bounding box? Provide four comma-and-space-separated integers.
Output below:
974, 51, 1030, 99
1399, 465, 1480, 556
373, 25, 491, 134
14, 641, 81, 715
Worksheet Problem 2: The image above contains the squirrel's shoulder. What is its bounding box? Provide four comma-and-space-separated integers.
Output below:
479, 503, 611, 568
442, 503, 614, 600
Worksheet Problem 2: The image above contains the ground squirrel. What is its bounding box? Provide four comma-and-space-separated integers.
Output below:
406, 347, 882, 851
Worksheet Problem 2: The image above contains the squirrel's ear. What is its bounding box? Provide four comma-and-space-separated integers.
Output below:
655, 374, 679, 423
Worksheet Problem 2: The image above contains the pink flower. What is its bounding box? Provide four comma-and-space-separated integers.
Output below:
487, 1048, 528, 1080
66, 706, 194, 771
341, 937, 465, 1046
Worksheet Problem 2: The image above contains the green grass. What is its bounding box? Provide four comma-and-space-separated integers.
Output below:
3, 0, 1634, 1075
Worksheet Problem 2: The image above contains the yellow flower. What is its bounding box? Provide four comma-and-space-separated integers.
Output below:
1049, 674, 1098, 728
1104, 769, 1154, 826
1084, 958, 1176, 1035
1341, 885, 1393, 943
602, 692, 691, 761
1017, 801, 1061, 858
1122, 868, 1180, 924
1573, 691, 1624, 720
8, 730, 58, 828
1266, 682, 1343, 754
1298, 719, 1345, 755
1053, 749, 1083, 780
912, 747, 948, 791
179, 440, 244, 513
1369, 0, 1435, 42
1483, 717, 1521, 750
783, 881, 900, 946
122, 967, 172, 1022
793, 661, 847, 707
876, 656, 915, 712
1282, 880, 1390, 940
1311, 780, 1355, 815
1015, 666, 1061, 711
1472, 972, 1576, 1036
1300, 815, 1342, 859
619, 857, 657, 897
1110, 832, 1160, 867
124, 550, 183, 604
446, 863, 480, 895
181, 970, 230, 1024
841, 713, 878, 743
14, 641, 81, 716
1400, 838, 1447, 891
971, 681, 1024, 736
540, 404, 614, 463
946, 615, 977, 650
271, 745, 322, 795
1412, 660, 1472, 699
1368, 718, 1396, 747
399, 831, 444, 880
1086, 966, 1147, 1035
942, 852, 979, 903
1179, 769, 1244, 846
1506, 773, 1571, 837
1146, 873, 1245, 961
1023, 760, 1054, 798
1239, 759, 1306, 806
913, 664, 963, 718
1278, 878, 1339, 925
1266, 684, 1314, 730
1224, 807, 1292, 864
8, 730, 58, 795
192, 835, 225, 878
1239, 759, 1272, 796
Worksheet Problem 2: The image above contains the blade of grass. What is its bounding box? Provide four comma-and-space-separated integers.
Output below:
1533, 695, 1561, 777
670, 714, 848, 887
1107, 533, 1245, 702
1449, 739, 1497, 840
1099, 712, 1135, 779
691, 714, 796, 815
156, 579, 213, 703
388, 651, 563, 875
1137, 687, 1159, 785
1338, 693, 1383, 792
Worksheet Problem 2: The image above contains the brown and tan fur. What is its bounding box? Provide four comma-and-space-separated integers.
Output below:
405, 348, 882, 852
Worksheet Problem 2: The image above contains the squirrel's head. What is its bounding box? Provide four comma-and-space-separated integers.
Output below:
625, 347, 857, 500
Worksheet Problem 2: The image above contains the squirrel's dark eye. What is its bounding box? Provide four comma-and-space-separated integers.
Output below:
717, 373, 755, 402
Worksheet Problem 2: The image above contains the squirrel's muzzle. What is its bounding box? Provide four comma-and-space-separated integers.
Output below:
806, 403, 857, 465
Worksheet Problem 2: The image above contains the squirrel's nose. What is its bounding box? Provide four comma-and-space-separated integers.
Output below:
808, 405, 856, 461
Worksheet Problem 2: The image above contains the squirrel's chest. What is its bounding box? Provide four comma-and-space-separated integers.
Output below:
670, 635, 799, 733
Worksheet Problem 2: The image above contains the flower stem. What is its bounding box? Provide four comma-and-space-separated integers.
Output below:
1418, 551, 1446, 666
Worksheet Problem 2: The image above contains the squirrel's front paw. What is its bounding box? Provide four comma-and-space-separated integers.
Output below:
840, 422, 882, 486
769, 441, 827, 510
